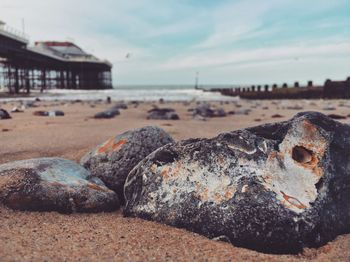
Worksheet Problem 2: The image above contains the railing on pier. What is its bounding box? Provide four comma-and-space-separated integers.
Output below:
0, 23, 29, 43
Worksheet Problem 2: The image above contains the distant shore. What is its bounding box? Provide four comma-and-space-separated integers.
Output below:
0, 87, 237, 102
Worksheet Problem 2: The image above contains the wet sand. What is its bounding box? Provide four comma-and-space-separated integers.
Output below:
0, 99, 349, 261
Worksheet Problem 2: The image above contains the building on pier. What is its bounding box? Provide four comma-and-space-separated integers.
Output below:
0, 21, 112, 94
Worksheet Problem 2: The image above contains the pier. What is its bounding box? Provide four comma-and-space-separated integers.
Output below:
0, 21, 112, 94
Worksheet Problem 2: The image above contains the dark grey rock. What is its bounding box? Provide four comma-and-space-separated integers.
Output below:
81, 126, 174, 202
23, 101, 37, 108
271, 114, 284, 118
191, 103, 214, 117
0, 109, 11, 120
0, 158, 119, 213
191, 103, 226, 118
112, 102, 128, 110
214, 108, 227, 117
94, 108, 120, 119
147, 108, 180, 120
33, 110, 65, 117
124, 112, 350, 254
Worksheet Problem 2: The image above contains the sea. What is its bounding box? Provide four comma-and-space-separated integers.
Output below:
0, 85, 238, 102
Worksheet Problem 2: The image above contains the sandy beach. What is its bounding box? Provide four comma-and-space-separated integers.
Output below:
1, 98, 350, 261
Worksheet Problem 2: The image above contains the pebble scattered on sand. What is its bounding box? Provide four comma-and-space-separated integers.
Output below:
33, 110, 65, 117
94, 108, 120, 119
147, 107, 180, 120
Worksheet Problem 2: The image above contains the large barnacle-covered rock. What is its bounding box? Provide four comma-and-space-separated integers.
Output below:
124, 112, 350, 254
0, 158, 119, 213
81, 126, 174, 201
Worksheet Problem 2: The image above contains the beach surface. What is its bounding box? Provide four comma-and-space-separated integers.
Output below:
0, 98, 349, 261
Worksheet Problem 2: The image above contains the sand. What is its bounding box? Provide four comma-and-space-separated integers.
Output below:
0, 98, 349, 261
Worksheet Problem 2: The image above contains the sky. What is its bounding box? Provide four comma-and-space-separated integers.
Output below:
1, 0, 350, 86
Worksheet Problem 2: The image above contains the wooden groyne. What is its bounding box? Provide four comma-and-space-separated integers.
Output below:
208, 77, 350, 99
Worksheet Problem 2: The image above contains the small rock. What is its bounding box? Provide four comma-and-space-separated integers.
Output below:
94, 108, 120, 119
271, 114, 284, 118
322, 105, 336, 111
214, 108, 227, 117
124, 112, 350, 254
192, 103, 226, 118
0, 158, 119, 213
81, 126, 174, 202
33, 110, 64, 117
234, 109, 251, 115
147, 108, 180, 120
112, 102, 128, 110
11, 107, 24, 113
0, 109, 11, 120
22, 101, 37, 108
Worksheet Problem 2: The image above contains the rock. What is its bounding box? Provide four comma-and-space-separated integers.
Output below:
94, 108, 120, 119
192, 103, 213, 117
322, 105, 336, 111
130, 101, 139, 108
214, 108, 227, 117
327, 114, 347, 120
112, 102, 128, 110
0, 158, 119, 213
11, 107, 24, 113
271, 114, 284, 118
106, 96, 112, 104
81, 126, 174, 202
0, 109, 11, 120
147, 108, 180, 120
33, 110, 65, 117
23, 101, 37, 108
232, 109, 251, 115
124, 112, 350, 254
192, 103, 226, 118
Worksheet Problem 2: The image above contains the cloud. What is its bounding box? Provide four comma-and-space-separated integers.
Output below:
161, 40, 350, 70
0, 0, 349, 85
